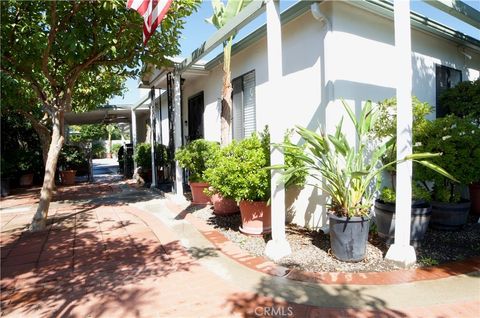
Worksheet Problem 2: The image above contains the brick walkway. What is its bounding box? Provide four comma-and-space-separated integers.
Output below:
1, 181, 479, 318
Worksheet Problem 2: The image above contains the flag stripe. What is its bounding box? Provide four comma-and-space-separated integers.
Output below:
127, 0, 172, 46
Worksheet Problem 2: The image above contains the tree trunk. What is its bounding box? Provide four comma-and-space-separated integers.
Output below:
220, 38, 233, 146
30, 111, 65, 231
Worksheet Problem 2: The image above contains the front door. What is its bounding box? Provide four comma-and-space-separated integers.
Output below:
187, 92, 204, 142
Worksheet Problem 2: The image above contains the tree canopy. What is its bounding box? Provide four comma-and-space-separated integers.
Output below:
0, 0, 200, 231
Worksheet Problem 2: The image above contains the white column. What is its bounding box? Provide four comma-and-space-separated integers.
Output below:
173, 72, 184, 196
131, 109, 138, 171
150, 88, 158, 188
385, 0, 416, 267
264, 0, 291, 261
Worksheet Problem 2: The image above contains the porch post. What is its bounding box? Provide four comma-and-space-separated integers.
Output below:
131, 108, 138, 171
385, 0, 416, 267
264, 0, 291, 261
173, 72, 184, 196
150, 87, 158, 188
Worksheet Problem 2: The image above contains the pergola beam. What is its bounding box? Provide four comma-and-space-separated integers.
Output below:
175, 0, 267, 73
424, 0, 480, 29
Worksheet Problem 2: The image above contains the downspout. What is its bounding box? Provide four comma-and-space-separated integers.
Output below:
311, 2, 334, 110
311, 2, 333, 231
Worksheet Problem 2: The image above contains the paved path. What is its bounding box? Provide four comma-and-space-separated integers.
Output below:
1, 177, 479, 317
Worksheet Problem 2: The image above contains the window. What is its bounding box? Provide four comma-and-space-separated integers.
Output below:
436, 65, 461, 118
232, 70, 256, 140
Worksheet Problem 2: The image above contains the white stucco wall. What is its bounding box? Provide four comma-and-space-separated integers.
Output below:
178, 1, 480, 229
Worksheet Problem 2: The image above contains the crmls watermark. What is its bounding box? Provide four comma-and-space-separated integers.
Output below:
254, 306, 294, 317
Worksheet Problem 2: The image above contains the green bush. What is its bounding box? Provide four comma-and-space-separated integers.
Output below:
134, 143, 172, 170
134, 143, 151, 169
379, 184, 431, 204
371, 96, 432, 172
175, 139, 220, 182
91, 143, 106, 159
59, 145, 88, 171
414, 115, 480, 202
439, 79, 480, 123
204, 128, 270, 202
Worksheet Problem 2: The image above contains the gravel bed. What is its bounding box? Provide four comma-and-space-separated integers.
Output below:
186, 204, 480, 273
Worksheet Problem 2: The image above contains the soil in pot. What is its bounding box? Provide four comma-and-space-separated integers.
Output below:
430, 200, 470, 230
469, 183, 480, 215
239, 200, 271, 235
189, 182, 211, 204
328, 213, 371, 262
60, 170, 77, 185
211, 193, 239, 215
374, 200, 431, 245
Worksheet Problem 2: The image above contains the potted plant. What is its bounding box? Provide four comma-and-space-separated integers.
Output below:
438, 79, 480, 214
206, 128, 271, 234
371, 97, 434, 244
415, 115, 479, 230
175, 139, 220, 204
58, 145, 87, 185
134, 142, 152, 182
279, 100, 452, 262
204, 146, 240, 215
374, 185, 432, 245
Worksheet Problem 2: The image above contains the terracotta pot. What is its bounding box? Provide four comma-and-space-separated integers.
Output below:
211, 193, 239, 215
60, 170, 77, 185
189, 182, 211, 204
19, 173, 34, 187
239, 200, 271, 235
469, 183, 480, 215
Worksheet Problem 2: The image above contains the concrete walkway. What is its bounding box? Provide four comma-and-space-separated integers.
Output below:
1, 175, 479, 317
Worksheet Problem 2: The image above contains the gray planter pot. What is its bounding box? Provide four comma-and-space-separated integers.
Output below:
374, 200, 431, 245
328, 212, 371, 262
430, 200, 470, 230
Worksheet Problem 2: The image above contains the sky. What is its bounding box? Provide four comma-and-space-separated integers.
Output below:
108, 0, 480, 106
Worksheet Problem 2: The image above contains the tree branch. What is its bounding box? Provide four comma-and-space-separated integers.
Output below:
42, 1, 58, 89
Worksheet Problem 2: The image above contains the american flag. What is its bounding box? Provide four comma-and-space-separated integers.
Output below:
127, 0, 173, 45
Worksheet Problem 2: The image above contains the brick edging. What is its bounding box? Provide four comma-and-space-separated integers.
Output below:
163, 198, 480, 285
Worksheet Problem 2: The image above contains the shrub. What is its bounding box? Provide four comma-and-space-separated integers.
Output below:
204, 128, 270, 202
175, 139, 220, 183
414, 115, 480, 202
59, 145, 88, 171
439, 79, 480, 123
134, 143, 151, 169
91, 143, 106, 159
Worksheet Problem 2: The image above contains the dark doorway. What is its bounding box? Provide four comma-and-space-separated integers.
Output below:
187, 92, 204, 142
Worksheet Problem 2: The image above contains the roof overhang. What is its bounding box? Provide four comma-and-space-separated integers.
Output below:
65, 107, 149, 125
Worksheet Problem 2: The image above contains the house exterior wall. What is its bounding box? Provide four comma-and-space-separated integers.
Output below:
177, 2, 480, 229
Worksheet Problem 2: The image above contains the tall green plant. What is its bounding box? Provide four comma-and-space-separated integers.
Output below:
204, 128, 270, 202
206, 0, 252, 145
278, 100, 456, 218
175, 139, 220, 183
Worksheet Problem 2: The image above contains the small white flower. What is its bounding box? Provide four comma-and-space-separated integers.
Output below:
442, 135, 451, 140
414, 142, 422, 147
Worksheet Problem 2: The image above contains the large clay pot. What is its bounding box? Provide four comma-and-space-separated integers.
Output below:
239, 200, 271, 235
189, 182, 211, 204
374, 199, 431, 245
60, 170, 77, 185
430, 200, 470, 230
328, 212, 371, 262
469, 183, 480, 215
211, 193, 239, 215
19, 173, 34, 187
